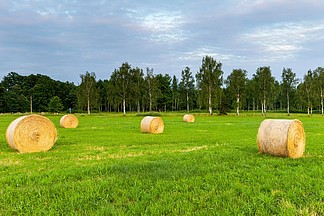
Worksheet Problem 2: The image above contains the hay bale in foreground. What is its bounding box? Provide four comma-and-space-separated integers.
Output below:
60, 114, 79, 128
140, 116, 164, 134
257, 119, 305, 158
6, 114, 57, 153
183, 114, 195, 122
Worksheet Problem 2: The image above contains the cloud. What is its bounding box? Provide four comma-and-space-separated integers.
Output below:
124, 8, 187, 43
0, 0, 324, 82
240, 21, 324, 62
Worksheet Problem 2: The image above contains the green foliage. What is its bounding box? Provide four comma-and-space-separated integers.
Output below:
179, 66, 195, 113
130, 67, 145, 113
48, 96, 64, 112
253, 66, 275, 115
145, 67, 160, 113
0, 113, 323, 215
225, 69, 248, 115
155, 74, 172, 111
0, 72, 77, 113
171, 75, 180, 111
77, 71, 99, 114
196, 55, 223, 115
303, 70, 316, 115
3, 62, 324, 115
110, 62, 133, 115
313, 67, 324, 115
96, 79, 109, 112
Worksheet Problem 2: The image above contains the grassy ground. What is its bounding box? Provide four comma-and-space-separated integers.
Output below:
0, 112, 323, 215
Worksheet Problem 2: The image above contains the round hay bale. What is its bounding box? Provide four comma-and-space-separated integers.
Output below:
60, 114, 79, 128
257, 119, 305, 158
6, 114, 57, 153
183, 114, 195, 122
140, 116, 164, 134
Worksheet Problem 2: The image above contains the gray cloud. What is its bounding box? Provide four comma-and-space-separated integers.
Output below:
0, 0, 324, 83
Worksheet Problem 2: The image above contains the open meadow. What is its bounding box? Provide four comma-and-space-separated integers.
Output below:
0, 112, 323, 215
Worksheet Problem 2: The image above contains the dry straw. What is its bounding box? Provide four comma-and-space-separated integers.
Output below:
257, 119, 305, 158
140, 116, 164, 134
183, 114, 195, 122
6, 114, 57, 153
60, 114, 79, 128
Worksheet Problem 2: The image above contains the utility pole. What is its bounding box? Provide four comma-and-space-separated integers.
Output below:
30, 95, 33, 114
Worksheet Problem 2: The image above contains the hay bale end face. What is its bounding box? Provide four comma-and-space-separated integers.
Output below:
257, 119, 305, 158
60, 114, 79, 128
140, 116, 164, 134
6, 114, 57, 153
183, 114, 195, 122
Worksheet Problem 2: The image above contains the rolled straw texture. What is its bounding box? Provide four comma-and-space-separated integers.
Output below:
60, 114, 79, 128
183, 114, 195, 122
140, 116, 164, 134
257, 119, 305, 158
6, 114, 57, 153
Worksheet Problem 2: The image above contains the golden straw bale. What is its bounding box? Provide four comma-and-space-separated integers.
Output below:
60, 114, 79, 128
140, 116, 164, 134
183, 114, 195, 122
6, 114, 57, 153
257, 119, 305, 158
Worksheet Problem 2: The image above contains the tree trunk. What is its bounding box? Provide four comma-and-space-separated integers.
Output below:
177, 98, 180, 111
261, 102, 264, 115
87, 93, 90, 115
208, 88, 212, 115
287, 92, 290, 116
149, 93, 152, 113
30, 95, 33, 114
256, 100, 259, 111
263, 96, 266, 116
187, 91, 189, 113
321, 88, 323, 116
123, 99, 126, 115
137, 99, 140, 114
236, 94, 240, 116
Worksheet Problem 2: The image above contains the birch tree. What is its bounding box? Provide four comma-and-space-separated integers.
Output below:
145, 67, 159, 113
78, 71, 97, 115
180, 67, 195, 113
225, 69, 247, 116
131, 67, 144, 114
281, 68, 298, 116
253, 67, 275, 116
110, 62, 132, 115
314, 67, 324, 115
171, 75, 179, 111
303, 70, 315, 116
196, 56, 223, 115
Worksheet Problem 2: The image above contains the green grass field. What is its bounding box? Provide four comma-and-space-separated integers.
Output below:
0, 112, 323, 215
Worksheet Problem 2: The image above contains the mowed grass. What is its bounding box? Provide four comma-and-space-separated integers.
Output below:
0, 112, 323, 215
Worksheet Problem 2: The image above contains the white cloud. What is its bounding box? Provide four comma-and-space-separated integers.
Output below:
126, 9, 187, 43
241, 21, 324, 61
1, 0, 324, 82
178, 47, 246, 64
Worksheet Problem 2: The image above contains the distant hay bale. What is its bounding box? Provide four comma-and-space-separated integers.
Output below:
60, 114, 79, 128
140, 116, 164, 134
183, 114, 195, 122
257, 119, 305, 158
6, 114, 57, 153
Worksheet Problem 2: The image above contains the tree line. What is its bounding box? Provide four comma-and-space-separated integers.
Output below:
0, 55, 323, 116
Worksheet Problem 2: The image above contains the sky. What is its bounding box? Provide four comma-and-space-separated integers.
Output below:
1, 0, 324, 84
